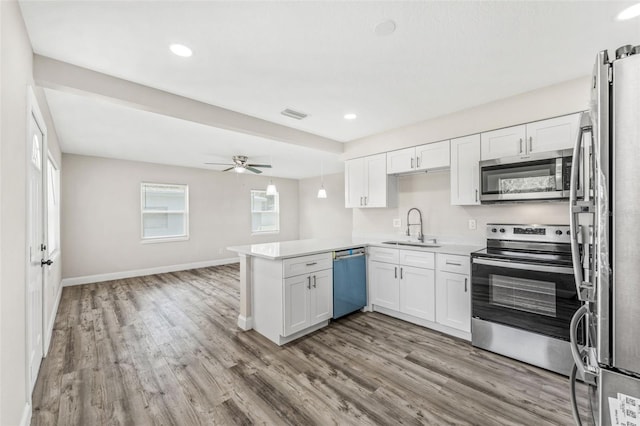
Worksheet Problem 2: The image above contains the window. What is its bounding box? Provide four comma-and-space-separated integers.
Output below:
46, 156, 60, 257
141, 183, 189, 242
251, 190, 279, 234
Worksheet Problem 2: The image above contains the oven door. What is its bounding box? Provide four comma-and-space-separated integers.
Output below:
480, 155, 565, 202
471, 257, 580, 341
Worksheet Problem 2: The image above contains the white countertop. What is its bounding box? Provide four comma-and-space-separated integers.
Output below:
227, 238, 483, 260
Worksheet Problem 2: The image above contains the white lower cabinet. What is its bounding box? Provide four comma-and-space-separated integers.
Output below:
399, 265, 435, 322
435, 271, 470, 333
283, 269, 333, 337
369, 260, 400, 310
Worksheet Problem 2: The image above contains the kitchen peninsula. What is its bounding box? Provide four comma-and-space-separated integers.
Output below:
227, 238, 482, 345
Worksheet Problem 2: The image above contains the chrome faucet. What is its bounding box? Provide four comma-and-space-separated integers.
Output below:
406, 208, 424, 243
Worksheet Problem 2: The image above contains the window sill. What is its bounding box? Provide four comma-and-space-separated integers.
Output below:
141, 236, 190, 244
251, 231, 280, 236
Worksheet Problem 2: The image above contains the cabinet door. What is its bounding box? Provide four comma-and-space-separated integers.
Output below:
399, 265, 435, 321
435, 271, 470, 333
415, 140, 450, 171
526, 113, 580, 154
450, 134, 481, 205
369, 261, 399, 310
364, 153, 388, 208
386, 147, 415, 174
480, 125, 526, 160
283, 275, 310, 336
310, 269, 333, 324
344, 158, 365, 208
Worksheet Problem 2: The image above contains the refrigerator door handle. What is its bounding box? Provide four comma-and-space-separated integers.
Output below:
569, 305, 598, 385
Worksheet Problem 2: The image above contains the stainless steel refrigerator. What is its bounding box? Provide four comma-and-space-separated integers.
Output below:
569, 44, 640, 426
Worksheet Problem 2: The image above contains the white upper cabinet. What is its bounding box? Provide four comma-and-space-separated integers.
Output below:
416, 140, 450, 171
526, 113, 581, 154
480, 125, 526, 160
387, 147, 415, 174
481, 113, 581, 160
387, 141, 450, 174
345, 153, 396, 208
450, 134, 481, 206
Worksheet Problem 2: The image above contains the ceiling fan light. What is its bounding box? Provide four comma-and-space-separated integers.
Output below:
317, 185, 327, 199
234, 165, 246, 173
266, 181, 278, 195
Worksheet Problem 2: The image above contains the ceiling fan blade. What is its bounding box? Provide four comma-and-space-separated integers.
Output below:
245, 167, 263, 174
205, 162, 234, 166
247, 164, 272, 168
222, 167, 235, 172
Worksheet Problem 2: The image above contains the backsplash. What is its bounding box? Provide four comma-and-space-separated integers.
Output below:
352, 171, 569, 246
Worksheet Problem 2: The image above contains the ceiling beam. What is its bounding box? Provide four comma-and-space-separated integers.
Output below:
33, 55, 343, 154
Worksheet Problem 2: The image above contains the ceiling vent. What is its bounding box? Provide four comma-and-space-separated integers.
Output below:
281, 108, 308, 120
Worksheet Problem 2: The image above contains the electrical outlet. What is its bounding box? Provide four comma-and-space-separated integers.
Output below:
468, 219, 477, 230
393, 218, 401, 228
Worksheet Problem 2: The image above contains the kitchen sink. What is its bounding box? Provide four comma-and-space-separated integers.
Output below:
382, 240, 440, 248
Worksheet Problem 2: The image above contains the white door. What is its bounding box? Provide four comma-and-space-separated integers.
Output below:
309, 269, 333, 324
386, 147, 415, 174
344, 158, 365, 208
399, 265, 435, 321
27, 106, 46, 391
480, 125, 526, 160
435, 271, 471, 333
415, 140, 450, 171
526, 113, 580, 154
364, 153, 387, 207
450, 134, 481, 205
283, 275, 310, 337
369, 261, 399, 310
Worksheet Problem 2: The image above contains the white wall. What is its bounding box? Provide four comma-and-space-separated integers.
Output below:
61, 154, 300, 280
1, 2, 63, 425
298, 172, 352, 239
345, 76, 591, 243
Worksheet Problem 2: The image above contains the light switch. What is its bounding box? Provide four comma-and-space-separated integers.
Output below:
468, 219, 477, 230
393, 218, 401, 228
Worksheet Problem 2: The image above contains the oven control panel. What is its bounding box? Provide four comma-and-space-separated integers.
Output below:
486, 224, 571, 243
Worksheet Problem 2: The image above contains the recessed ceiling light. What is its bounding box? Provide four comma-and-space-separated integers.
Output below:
374, 19, 396, 36
617, 2, 640, 20
169, 43, 193, 57
344, 113, 357, 120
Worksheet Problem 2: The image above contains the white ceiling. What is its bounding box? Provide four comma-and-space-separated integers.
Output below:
18, 1, 640, 178
44, 89, 343, 179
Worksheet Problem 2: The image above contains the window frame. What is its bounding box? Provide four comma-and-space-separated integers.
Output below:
46, 153, 61, 259
140, 182, 190, 243
250, 189, 280, 235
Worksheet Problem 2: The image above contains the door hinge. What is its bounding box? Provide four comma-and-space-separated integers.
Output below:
40, 243, 47, 252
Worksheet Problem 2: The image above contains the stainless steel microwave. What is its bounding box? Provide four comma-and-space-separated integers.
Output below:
479, 149, 582, 203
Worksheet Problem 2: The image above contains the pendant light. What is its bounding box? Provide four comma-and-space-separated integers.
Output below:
266, 153, 277, 195
317, 161, 327, 199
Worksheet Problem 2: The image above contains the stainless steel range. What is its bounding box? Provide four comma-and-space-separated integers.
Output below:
471, 224, 581, 375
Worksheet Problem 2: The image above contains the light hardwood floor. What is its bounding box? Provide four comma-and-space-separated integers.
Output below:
31, 264, 592, 425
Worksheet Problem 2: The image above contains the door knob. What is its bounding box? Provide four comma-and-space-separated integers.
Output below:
41, 259, 53, 267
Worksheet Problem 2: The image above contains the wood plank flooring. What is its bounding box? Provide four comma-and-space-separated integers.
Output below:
31, 264, 593, 425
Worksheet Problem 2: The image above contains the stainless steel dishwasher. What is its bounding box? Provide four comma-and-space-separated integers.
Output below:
332, 247, 367, 319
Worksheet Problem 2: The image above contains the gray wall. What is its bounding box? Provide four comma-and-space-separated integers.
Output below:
298, 172, 352, 239
61, 154, 300, 279
1, 2, 63, 424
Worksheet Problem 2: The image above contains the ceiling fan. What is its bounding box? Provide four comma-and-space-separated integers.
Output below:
205, 155, 272, 174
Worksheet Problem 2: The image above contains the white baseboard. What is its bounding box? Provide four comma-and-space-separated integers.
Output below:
19, 402, 32, 426
61, 257, 240, 287
373, 305, 471, 341
237, 315, 253, 331
43, 282, 63, 356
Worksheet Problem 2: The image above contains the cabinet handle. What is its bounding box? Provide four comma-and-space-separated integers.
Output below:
364, 196, 367, 205
519, 138, 523, 154
307, 276, 311, 289
529, 136, 533, 152
306, 262, 317, 266
360, 196, 363, 206
464, 277, 468, 292
417, 157, 420, 168
400, 267, 403, 279
446, 261, 462, 266
411, 158, 414, 169
475, 189, 478, 202
313, 275, 317, 288
394, 267, 397, 279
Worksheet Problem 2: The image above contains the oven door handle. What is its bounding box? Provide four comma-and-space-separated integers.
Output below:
472, 258, 574, 275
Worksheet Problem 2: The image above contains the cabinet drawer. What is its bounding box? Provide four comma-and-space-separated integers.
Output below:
368, 247, 399, 264
283, 252, 332, 278
399, 250, 435, 269
437, 253, 470, 275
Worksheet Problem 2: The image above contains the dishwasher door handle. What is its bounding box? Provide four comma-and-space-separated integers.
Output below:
334, 253, 365, 260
